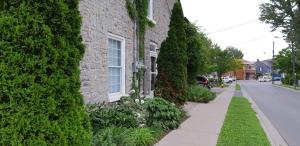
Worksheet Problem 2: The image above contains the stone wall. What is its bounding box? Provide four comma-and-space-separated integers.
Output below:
79, 0, 175, 103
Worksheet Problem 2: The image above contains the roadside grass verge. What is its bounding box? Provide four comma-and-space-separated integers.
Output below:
217, 97, 271, 146
235, 83, 241, 91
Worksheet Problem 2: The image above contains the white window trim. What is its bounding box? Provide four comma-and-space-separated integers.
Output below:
107, 33, 126, 102
149, 42, 158, 98
147, 0, 156, 24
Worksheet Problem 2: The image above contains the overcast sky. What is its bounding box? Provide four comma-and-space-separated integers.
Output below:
181, 0, 288, 62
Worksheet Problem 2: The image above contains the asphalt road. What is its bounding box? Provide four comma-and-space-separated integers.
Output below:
240, 80, 300, 146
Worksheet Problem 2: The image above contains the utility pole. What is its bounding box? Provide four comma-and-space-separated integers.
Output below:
272, 41, 275, 84
291, 43, 297, 89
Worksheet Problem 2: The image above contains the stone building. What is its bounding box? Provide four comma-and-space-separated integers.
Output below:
79, 0, 176, 103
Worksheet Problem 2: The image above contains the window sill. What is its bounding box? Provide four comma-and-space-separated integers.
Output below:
109, 92, 128, 102
147, 17, 156, 25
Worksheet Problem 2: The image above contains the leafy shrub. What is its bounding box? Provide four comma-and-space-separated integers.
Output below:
93, 127, 154, 146
119, 96, 147, 127
187, 85, 216, 103
88, 103, 138, 134
0, 1, 91, 145
144, 98, 184, 130
129, 128, 155, 146
92, 127, 133, 146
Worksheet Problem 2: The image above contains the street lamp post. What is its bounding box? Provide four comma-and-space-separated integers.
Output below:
272, 41, 275, 84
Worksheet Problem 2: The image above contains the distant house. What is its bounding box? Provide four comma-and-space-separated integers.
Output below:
255, 59, 272, 76
79, 0, 176, 103
234, 60, 256, 80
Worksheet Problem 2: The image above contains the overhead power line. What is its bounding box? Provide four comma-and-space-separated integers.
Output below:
207, 19, 259, 34
231, 36, 268, 46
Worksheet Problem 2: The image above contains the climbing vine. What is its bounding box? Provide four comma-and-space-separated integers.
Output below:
126, 0, 154, 60
126, 0, 154, 97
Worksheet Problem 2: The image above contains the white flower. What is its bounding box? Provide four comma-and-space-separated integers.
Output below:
130, 89, 136, 94
136, 113, 141, 118
141, 100, 145, 104
135, 99, 139, 103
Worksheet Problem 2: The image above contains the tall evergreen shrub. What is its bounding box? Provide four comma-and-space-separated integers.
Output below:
0, 1, 91, 145
155, 1, 187, 105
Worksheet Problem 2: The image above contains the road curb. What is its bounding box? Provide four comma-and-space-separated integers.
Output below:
273, 84, 300, 93
241, 87, 288, 146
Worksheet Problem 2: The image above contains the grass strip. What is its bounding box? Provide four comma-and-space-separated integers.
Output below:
217, 97, 271, 146
235, 84, 241, 91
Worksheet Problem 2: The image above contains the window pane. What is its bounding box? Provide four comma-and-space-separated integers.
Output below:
151, 56, 156, 72
108, 37, 122, 94
108, 67, 121, 93
150, 44, 156, 52
108, 38, 121, 66
151, 74, 156, 90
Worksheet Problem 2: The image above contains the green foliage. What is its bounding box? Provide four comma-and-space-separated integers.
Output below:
185, 19, 208, 85
235, 84, 241, 91
259, 0, 299, 45
92, 127, 133, 146
129, 128, 155, 146
187, 86, 216, 103
217, 97, 271, 146
88, 103, 138, 134
210, 46, 243, 81
226, 46, 244, 59
0, 1, 91, 145
144, 98, 184, 130
274, 48, 293, 73
125, 0, 151, 60
155, 1, 188, 105
92, 127, 154, 146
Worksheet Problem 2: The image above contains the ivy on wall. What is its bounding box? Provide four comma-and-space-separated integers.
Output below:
126, 0, 154, 97
126, 0, 154, 60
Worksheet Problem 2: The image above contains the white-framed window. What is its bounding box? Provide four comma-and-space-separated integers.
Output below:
147, 0, 154, 21
149, 43, 158, 96
107, 33, 126, 102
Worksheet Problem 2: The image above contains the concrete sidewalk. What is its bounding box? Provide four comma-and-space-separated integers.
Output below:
156, 85, 235, 146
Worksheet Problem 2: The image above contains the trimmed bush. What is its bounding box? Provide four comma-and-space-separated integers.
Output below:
155, 1, 188, 105
0, 1, 91, 145
187, 86, 216, 103
144, 98, 184, 130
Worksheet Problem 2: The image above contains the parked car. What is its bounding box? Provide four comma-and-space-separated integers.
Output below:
258, 77, 264, 82
222, 76, 233, 83
258, 76, 272, 82
196, 76, 211, 89
273, 76, 281, 81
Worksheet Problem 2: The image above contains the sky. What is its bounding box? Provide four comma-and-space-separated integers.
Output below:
181, 0, 288, 62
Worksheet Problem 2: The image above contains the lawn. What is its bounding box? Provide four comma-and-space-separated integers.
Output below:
217, 97, 271, 146
235, 83, 241, 91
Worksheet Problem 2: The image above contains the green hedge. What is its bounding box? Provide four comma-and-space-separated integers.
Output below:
0, 1, 91, 145
187, 86, 216, 103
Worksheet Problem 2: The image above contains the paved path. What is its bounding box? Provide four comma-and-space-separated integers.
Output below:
156, 85, 234, 146
240, 80, 300, 146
